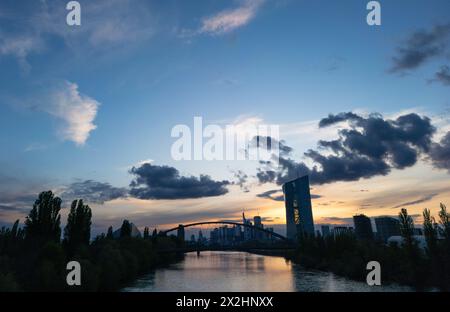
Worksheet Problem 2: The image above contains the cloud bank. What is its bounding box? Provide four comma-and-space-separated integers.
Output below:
129, 163, 230, 200
60, 180, 128, 204
256, 112, 450, 185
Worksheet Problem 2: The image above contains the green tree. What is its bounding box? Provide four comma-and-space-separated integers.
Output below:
120, 220, 132, 238
423, 208, 437, 253
143, 227, 150, 239
399, 208, 414, 248
438, 203, 450, 242
24, 191, 62, 243
64, 199, 92, 253
106, 226, 114, 239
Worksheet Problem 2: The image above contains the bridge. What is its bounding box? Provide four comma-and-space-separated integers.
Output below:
162, 221, 288, 241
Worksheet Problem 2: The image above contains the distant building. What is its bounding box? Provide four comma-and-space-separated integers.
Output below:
333, 226, 353, 237
353, 214, 374, 240
375, 217, 400, 243
198, 230, 206, 245
283, 175, 315, 239
254, 216, 264, 240
413, 228, 423, 236
210, 228, 219, 244
177, 225, 185, 241
387, 235, 427, 250
321, 225, 330, 237
242, 213, 253, 241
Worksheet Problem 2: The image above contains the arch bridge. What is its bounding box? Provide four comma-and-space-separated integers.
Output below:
162, 221, 288, 241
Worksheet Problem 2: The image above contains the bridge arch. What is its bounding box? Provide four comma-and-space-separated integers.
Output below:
162, 221, 288, 241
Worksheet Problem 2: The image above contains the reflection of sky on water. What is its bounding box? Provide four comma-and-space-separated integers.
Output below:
122, 251, 413, 292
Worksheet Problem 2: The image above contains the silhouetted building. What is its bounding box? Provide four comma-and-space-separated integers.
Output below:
375, 217, 400, 243
254, 216, 264, 240
243, 213, 253, 240
321, 225, 330, 237
177, 224, 185, 241
283, 175, 315, 239
210, 228, 219, 243
353, 214, 374, 240
333, 226, 353, 237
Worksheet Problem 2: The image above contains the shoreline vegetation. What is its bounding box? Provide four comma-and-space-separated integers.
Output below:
1, 190, 449, 291
289, 206, 450, 291
0, 191, 183, 291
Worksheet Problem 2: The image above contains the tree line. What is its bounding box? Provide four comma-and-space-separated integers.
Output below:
292, 204, 450, 290
0, 191, 181, 291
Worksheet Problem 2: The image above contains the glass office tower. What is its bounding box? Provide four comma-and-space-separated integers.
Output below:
282, 175, 315, 239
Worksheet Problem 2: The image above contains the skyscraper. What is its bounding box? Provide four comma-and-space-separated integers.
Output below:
353, 214, 374, 240
283, 175, 315, 239
254, 216, 263, 240
375, 217, 400, 243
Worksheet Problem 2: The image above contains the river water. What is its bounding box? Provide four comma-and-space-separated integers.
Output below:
122, 251, 413, 292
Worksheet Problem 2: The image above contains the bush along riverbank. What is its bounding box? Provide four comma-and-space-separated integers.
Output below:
289, 206, 450, 291
0, 191, 183, 292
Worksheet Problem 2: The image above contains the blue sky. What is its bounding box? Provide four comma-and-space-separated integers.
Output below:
1, 0, 450, 235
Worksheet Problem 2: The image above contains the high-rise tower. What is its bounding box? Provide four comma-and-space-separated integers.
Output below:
282, 175, 315, 239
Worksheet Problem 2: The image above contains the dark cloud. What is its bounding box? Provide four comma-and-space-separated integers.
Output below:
0, 204, 29, 213
257, 112, 437, 185
390, 23, 450, 73
249, 135, 293, 156
257, 189, 321, 202
429, 131, 450, 171
256, 189, 284, 202
129, 163, 230, 200
60, 180, 128, 204
318, 112, 363, 128
232, 170, 249, 192
433, 65, 450, 86
393, 193, 439, 209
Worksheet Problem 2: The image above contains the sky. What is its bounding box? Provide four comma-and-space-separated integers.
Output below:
1, 0, 450, 236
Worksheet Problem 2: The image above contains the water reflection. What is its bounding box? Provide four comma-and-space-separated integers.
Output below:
122, 251, 413, 292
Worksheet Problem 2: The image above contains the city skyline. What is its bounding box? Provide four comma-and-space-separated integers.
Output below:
1, 0, 450, 237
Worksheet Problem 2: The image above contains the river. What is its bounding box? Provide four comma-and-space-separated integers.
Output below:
122, 251, 413, 292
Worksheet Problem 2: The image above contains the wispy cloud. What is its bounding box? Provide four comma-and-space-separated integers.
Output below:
389, 23, 450, 73
0, 33, 43, 72
393, 193, 438, 209
47, 81, 100, 146
200, 0, 264, 35
0, 0, 157, 70
180, 0, 265, 37
24, 142, 47, 152
431, 65, 450, 86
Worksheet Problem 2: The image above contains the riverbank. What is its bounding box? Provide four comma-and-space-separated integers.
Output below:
288, 233, 450, 291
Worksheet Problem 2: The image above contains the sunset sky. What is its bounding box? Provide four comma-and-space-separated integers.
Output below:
1, 0, 450, 236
